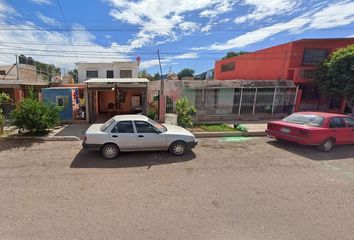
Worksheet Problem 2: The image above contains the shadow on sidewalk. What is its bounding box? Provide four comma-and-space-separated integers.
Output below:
0, 138, 44, 152
267, 140, 354, 161
70, 149, 196, 169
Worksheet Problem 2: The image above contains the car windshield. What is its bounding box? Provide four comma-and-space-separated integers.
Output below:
100, 117, 115, 131
283, 114, 324, 127
148, 119, 167, 133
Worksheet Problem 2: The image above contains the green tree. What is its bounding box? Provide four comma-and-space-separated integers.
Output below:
138, 69, 155, 81
315, 44, 354, 109
154, 72, 161, 80
175, 97, 196, 128
68, 69, 78, 83
0, 92, 11, 134
11, 89, 61, 135
222, 51, 248, 59
177, 68, 195, 80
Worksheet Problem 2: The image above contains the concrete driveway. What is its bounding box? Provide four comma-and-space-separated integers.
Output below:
0, 137, 354, 240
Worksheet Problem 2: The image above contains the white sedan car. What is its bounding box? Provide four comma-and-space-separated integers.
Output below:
83, 115, 198, 159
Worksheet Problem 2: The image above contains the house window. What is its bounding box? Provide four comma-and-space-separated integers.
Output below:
120, 70, 132, 78
106, 70, 114, 78
86, 70, 98, 79
300, 85, 320, 100
301, 69, 316, 79
302, 49, 328, 65
56, 96, 64, 107
221, 62, 235, 72
0, 70, 6, 75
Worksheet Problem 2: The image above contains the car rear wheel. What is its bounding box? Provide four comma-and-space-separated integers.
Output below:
101, 143, 119, 159
169, 141, 187, 156
317, 138, 334, 152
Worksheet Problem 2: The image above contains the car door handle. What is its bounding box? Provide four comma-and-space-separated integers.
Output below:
112, 135, 118, 138
332, 130, 336, 132
138, 135, 144, 138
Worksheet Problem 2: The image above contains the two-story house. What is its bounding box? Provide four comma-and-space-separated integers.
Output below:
76, 61, 139, 83
215, 38, 354, 113
76, 61, 149, 123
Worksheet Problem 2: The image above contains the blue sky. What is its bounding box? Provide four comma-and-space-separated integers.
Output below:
0, 0, 353, 75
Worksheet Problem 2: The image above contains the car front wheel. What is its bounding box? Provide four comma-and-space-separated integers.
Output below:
101, 143, 119, 159
317, 138, 334, 152
170, 141, 187, 156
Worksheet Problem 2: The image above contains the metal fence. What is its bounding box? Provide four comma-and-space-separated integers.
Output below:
194, 87, 297, 115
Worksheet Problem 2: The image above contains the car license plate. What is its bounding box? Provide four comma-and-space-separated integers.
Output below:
280, 127, 290, 133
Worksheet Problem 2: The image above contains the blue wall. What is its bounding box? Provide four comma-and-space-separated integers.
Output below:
42, 88, 73, 121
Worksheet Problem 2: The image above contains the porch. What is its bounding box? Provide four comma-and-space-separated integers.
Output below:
84, 78, 149, 123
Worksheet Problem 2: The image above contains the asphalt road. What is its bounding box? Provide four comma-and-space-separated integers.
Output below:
0, 137, 354, 240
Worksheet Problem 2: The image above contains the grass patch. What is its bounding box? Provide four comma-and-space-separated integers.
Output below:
193, 123, 237, 132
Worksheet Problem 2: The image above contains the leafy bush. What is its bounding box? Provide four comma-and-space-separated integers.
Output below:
0, 92, 11, 134
175, 97, 196, 128
147, 109, 157, 120
11, 91, 61, 135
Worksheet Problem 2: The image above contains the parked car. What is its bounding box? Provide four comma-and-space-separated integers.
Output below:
266, 112, 354, 152
83, 115, 198, 159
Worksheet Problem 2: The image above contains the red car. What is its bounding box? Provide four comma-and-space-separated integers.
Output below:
266, 112, 354, 152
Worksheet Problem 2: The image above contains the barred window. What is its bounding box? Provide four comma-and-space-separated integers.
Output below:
221, 62, 235, 72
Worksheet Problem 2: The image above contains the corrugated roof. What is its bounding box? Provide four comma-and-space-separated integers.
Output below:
84, 78, 149, 83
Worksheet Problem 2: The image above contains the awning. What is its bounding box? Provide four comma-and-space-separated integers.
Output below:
84, 78, 149, 84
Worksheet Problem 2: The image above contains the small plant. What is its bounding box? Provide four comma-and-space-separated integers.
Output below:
11, 89, 61, 135
147, 109, 157, 120
175, 97, 196, 128
0, 92, 11, 135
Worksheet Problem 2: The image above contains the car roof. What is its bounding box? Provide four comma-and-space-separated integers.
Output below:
113, 114, 149, 121
293, 112, 346, 118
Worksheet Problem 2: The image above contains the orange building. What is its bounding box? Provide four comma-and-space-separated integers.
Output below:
215, 38, 354, 113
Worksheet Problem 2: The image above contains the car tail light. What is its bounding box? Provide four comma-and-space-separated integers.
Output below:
267, 123, 275, 130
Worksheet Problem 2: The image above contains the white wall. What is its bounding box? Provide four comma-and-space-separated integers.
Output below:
76, 62, 139, 83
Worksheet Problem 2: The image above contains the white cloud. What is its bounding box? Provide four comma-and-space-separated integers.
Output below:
207, 15, 310, 50
0, 0, 16, 20
308, 1, 354, 29
30, 0, 51, 5
234, 0, 301, 23
172, 52, 199, 59
199, 0, 236, 18
139, 52, 198, 69
107, 0, 235, 48
202, 1, 354, 51
36, 12, 58, 26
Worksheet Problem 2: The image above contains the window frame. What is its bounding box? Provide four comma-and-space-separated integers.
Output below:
111, 121, 135, 134
56, 96, 65, 107
134, 120, 160, 134
302, 48, 329, 65
343, 117, 354, 128
221, 62, 235, 72
120, 70, 133, 78
106, 70, 114, 78
86, 70, 98, 79
329, 117, 346, 128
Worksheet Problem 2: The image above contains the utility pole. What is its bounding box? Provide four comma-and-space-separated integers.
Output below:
15, 55, 19, 80
157, 49, 164, 95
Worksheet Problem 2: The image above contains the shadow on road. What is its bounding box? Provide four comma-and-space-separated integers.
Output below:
0, 138, 43, 152
70, 149, 196, 168
267, 140, 354, 161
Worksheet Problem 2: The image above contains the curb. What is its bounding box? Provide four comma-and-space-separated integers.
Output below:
193, 131, 266, 138
3, 136, 81, 141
